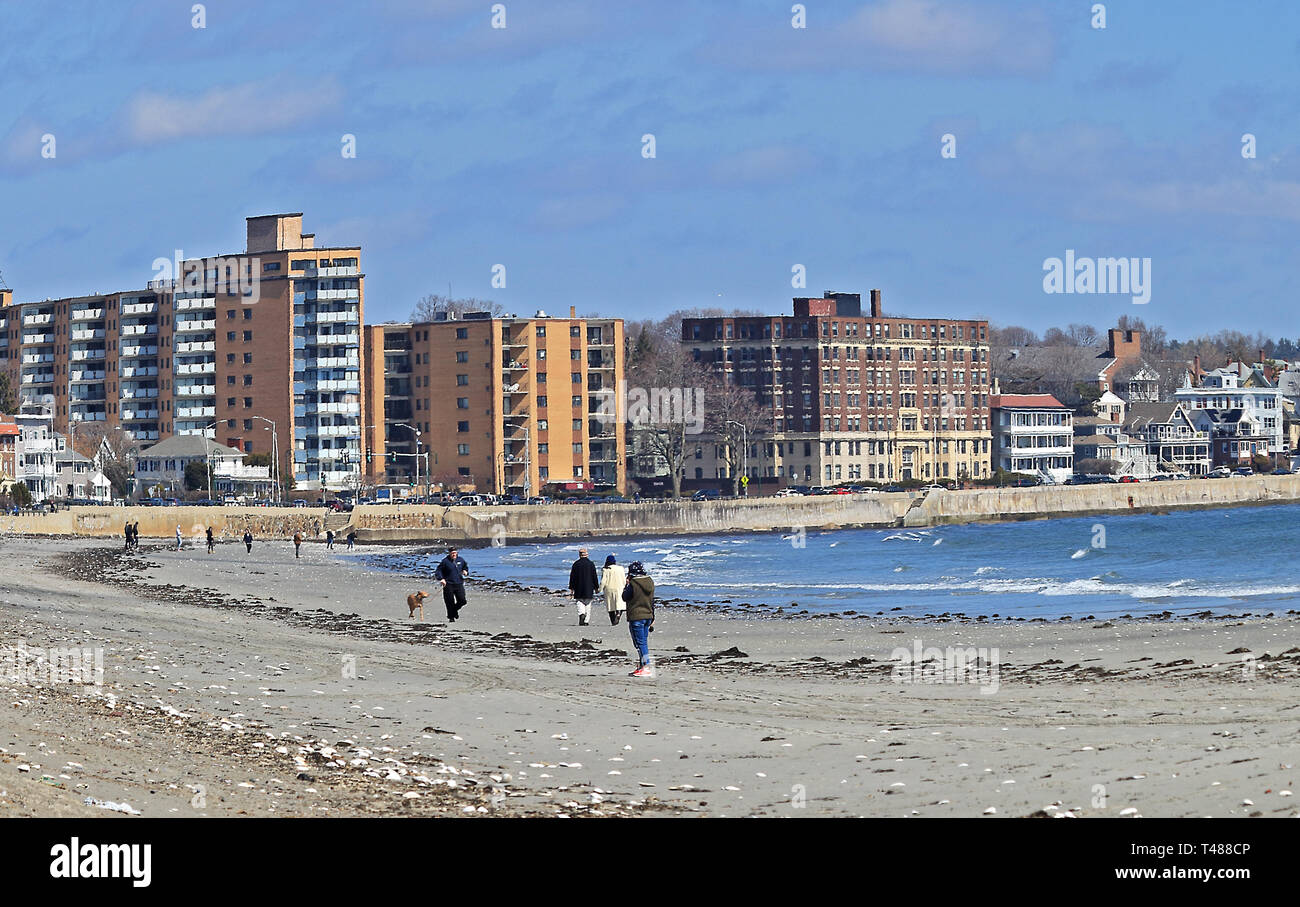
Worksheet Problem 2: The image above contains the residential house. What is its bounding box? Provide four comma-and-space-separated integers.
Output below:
1174, 367, 1285, 466
132, 434, 272, 499
990, 392, 1073, 483
1123, 402, 1211, 475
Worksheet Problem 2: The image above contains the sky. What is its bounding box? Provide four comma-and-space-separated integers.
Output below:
3, 0, 1300, 338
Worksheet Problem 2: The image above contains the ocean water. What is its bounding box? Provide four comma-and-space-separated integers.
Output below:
366, 504, 1300, 620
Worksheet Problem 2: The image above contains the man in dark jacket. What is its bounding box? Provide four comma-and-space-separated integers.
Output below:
621, 561, 656, 677
436, 547, 470, 622
568, 548, 599, 626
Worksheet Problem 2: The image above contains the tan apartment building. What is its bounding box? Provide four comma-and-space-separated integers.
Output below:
679, 290, 993, 487
364, 308, 625, 495
0, 213, 365, 492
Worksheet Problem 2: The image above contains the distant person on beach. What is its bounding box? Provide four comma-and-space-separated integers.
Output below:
175, 525, 183, 551
206, 527, 215, 554
123, 521, 131, 551
132, 522, 140, 550
243, 530, 253, 553
569, 548, 599, 626
326, 529, 335, 550
346, 530, 357, 550
600, 554, 627, 626
622, 561, 656, 678
293, 532, 303, 558
436, 546, 470, 622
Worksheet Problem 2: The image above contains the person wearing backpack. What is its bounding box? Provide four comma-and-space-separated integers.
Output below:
621, 560, 656, 678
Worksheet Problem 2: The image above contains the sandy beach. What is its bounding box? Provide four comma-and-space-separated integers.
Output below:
0, 534, 1297, 818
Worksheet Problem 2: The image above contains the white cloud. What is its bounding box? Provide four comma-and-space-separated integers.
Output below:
125, 80, 342, 144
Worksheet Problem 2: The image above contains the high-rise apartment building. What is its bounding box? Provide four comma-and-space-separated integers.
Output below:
364, 308, 625, 495
680, 290, 993, 486
0, 214, 365, 491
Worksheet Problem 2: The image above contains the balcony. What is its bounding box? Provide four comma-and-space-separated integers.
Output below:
69, 308, 104, 321
22, 333, 54, 344
315, 332, 359, 346
121, 302, 158, 316
121, 408, 160, 421
175, 405, 216, 418
119, 365, 158, 378
307, 356, 358, 369
70, 328, 105, 341
121, 323, 158, 336
174, 296, 216, 310
22, 352, 55, 364
175, 341, 215, 353
174, 318, 216, 332
305, 288, 358, 301
175, 362, 216, 375
307, 401, 356, 414
70, 370, 106, 382
121, 345, 160, 357
70, 349, 106, 361
175, 384, 216, 396
314, 425, 360, 438
21, 372, 54, 385
503, 360, 529, 371
303, 265, 360, 278
121, 388, 159, 399
503, 336, 528, 348
308, 310, 359, 324
22, 312, 53, 326
313, 379, 360, 392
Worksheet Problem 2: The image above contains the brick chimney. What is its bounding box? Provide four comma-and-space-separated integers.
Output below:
869, 288, 882, 318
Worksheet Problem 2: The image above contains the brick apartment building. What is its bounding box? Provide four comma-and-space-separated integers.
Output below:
680, 290, 993, 487
0, 214, 364, 491
364, 307, 625, 495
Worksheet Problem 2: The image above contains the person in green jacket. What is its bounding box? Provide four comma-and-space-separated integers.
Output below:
621, 561, 656, 677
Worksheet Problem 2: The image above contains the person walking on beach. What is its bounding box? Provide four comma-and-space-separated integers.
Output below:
568, 548, 599, 626
205, 526, 215, 554
622, 561, 656, 678
123, 521, 132, 551
175, 524, 183, 551
436, 546, 470, 622
326, 529, 335, 550
243, 530, 253, 554
346, 529, 357, 550
132, 521, 140, 550
293, 531, 303, 558
599, 554, 627, 626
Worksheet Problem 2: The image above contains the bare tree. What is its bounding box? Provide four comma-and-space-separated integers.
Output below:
1066, 323, 1100, 347
625, 339, 711, 498
701, 371, 768, 496
410, 294, 506, 322
989, 324, 1039, 349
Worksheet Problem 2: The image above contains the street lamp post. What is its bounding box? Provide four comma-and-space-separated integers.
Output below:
203, 421, 221, 501
251, 416, 278, 504
394, 422, 422, 495
726, 420, 747, 495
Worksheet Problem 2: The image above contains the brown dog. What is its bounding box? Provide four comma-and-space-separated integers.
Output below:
407, 590, 429, 621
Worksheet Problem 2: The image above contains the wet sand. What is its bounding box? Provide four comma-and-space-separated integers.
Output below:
0, 535, 1297, 818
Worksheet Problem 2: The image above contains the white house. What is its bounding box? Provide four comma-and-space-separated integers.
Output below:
13, 404, 58, 501
132, 435, 272, 498
53, 445, 112, 502
990, 393, 1074, 483
1174, 367, 1285, 464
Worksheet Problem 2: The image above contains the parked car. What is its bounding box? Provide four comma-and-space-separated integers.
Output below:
773, 488, 802, 497
690, 489, 721, 501
1117, 475, 1139, 484
526, 496, 552, 505
1206, 467, 1232, 479
1272, 467, 1293, 475
1233, 467, 1253, 477
882, 485, 904, 493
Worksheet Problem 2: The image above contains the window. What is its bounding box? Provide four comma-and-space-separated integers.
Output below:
538, 419, 548, 431
537, 372, 547, 384
263, 262, 280, 272
536, 326, 546, 337
457, 421, 469, 432
572, 372, 581, 384
573, 443, 582, 454
457, 398, 469, 409
226, 331, 236, 341
456, 351, 468, 363
244, 309, 252, 320
457, 444, 470, 456
456, 328, 468, 340
572, 419, 581, 431
227, 397, 236, 407
571, 349, 580, 360
537, 396, 548, 408
571, 395, 581, 407
538, 350, 547, 360
456, 374, 468, 386
570, 326, 580, 337
244, 397, 252, 408
243, 352, 252, 364
227, 376, 236, 385
226, 310, 236, 320
226, 353, 235, 363
243, 375, 252, 385
244, 419, 253, 430
243, 330, 252, 341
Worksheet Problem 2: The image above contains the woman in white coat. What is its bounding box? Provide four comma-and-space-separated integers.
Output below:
599, 554, 627, 626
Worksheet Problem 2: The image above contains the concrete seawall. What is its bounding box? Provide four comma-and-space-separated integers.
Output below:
2, 475, 1299, 545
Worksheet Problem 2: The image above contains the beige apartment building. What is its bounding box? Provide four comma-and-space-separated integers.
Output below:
0, 214, 365, 492
364, 308, 625, 495
679, 290, 993, 488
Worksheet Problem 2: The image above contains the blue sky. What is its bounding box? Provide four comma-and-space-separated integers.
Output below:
3, 0, 1299, 337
